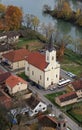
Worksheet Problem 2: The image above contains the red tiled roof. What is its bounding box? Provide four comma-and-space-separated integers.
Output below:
58, 92, 77, 102
6, 75, 27, 88
0, 72, 11, 83
0, 90, 12, 108
0, 69, 4, 74
38, 115, 57, 128
26, 52, 48, 71
72, 80, 82, 91
2, 49, 30, 62
25, 95, 40, 109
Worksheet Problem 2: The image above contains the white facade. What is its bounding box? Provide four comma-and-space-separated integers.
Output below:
25, 49, 60, 89
6, 82, 27, 94
29, 101, 47, 116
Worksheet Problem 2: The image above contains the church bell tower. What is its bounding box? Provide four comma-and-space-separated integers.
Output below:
57, 113, 67, 130
46, 34, 56, 64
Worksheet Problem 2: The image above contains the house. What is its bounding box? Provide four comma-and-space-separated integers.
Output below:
55, 92, 78, 107
6, 75, 28, 94
0, 43, 13, 58
0, 31, 19, 43
0, 72, 11, 85
0, 31, 19, 58
72, 80, 82, 99
2, 48, 30, 70
25, 38, 60, 89
38, 113, 67, 130
0, 89, 12, 108
25, 95, 47, 116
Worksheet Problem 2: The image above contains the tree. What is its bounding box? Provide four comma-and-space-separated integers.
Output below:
5, 5, 23, 30
0, 20, 4, 30
24, 14, 40, 30
43, 4, 51, 14
76, 14, 82, 26
57, 35, 73, 60
0, 104, 12, 130
40, 22, 55, 39
31, 16, 40, 30
75, 8, 81, 19
61, 1, 72, 19
24, 14, 33, 29
0, 3, 6, 18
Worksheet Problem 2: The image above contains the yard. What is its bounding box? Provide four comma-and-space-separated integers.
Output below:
17, 38, 44, 51
61, 49, 82, 76
67, 102, 82, 125
45, 91, 67, 106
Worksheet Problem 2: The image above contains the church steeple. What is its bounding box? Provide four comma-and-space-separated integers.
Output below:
47, 34, 54, 52
46, 34, 56, 64
57, 113, 67, 130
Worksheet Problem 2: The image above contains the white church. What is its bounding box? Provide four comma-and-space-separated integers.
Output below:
25, 38, 60, 89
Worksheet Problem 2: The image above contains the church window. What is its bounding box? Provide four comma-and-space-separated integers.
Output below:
63, 123, 66, 127
27, 67, 29, 71
47, 77, 49, 81
32, 71, 34, 75
56, 74, 58, 78
52, 56, 54, 60
40, 75, 42, 80
58, 123, 60, 127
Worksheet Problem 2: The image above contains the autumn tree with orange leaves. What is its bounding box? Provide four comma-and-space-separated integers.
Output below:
5, 5, 23, 30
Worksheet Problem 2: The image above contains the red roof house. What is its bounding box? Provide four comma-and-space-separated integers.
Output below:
6, 75, 28, 94
2, 48, 30, 70
55, 92, 78, 107
0, 89, 12, 108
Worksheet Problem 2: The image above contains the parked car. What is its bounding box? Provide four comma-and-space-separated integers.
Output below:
66, 72, 76, 78
48, 113, 55, 117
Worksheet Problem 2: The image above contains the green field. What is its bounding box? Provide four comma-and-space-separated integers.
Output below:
17, 38, 44, 51
61, 49, 82, 76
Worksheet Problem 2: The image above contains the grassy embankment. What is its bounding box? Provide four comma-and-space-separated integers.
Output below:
61, 49, 82, 77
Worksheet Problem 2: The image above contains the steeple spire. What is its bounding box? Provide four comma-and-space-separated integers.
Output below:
47, 34, 54, 52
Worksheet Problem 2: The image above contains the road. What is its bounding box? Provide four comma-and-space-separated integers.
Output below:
0, 65, 82, 130
29, 84, 82, 130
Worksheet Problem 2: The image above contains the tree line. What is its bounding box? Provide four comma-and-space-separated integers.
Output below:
0, 4, 40, 31
43, 0, 82, 27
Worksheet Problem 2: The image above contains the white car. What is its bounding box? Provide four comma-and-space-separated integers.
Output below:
48, 113, 55, 117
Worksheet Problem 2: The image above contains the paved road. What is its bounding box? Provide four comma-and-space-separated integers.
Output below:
29, 83, 82, 130
0, 65, 82, 130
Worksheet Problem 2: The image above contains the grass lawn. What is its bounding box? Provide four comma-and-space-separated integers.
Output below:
67, 102, 82, 124
45, 91, 66, 105
18, 72, 28, 81
61, 49, 82, 76
17, 38, 44, 51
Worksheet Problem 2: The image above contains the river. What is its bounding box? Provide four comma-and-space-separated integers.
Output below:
2, 0, 82, 40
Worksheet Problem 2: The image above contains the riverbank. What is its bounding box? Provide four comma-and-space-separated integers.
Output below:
43, 8, 82, 27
